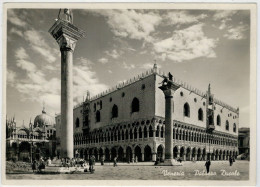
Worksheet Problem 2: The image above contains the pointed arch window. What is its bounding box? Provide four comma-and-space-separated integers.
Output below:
112, 104, 118, 118
226, 120, 229, 131
96, 111, 101, 122
217, 115, 221, 126
75, 118, 80, 128
184, 102, 190, 117
198, 108, 203, 121
233, 123, 236, 132
131, 97, 140, 113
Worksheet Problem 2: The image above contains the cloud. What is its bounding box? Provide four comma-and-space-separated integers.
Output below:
212, 10, 237, 30
7, 9, 27, 28
164, 11, 207, 25
105, 49, 121, 59
16, 59, 36, 72
15, 47, 29, 60
7, 69, 16, 84
92, 9, 162, 42
10, 27, 23, 37
140, 63, 161, 70
224, 25, 247, 40
213, 10, 237, 21
153, 23, 218, 62
73, 57, 108, 104
122, 62, 135, 70
108, 70, 112, 74
98, 57, 109, 64
24, 29, 57, 63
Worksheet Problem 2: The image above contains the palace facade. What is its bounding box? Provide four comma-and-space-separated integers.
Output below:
6, 108, 57, 161
55, 65, 239, 162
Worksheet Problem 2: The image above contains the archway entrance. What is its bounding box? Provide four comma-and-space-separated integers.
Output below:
126, 146, 132, 162
111, 147, 117, 161
197, 148, 201, 161
118, 147, 124, 161
105, 148, 110, 161
84, 149, 88, 160
173, 146, 178, 159
180, 147, 185, 160
144, 145, 152, 161
134, 146, 142, 162
99, 148, 104, 160
186, 147, 191, 161
157, 145, 164, 161
94, 149, 98, 160
202, 148, 206, 161
19, 142, 30, 162
192, 148, 196, 161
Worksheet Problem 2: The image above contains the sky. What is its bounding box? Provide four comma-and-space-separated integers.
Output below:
6, 8, 250, 128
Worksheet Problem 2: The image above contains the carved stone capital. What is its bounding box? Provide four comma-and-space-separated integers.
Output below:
58, 34, 77, 52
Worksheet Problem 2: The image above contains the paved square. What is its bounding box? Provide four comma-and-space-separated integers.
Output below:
6, 160, 249, 180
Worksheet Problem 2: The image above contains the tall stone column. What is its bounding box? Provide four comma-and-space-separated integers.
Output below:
49, 17, 85, 159
158, 75, 180, 166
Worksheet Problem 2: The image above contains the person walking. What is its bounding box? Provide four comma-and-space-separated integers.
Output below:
205, 159, 211, 173
229, 156, 233, 166
101, 156, 104, 165
113, 156, 117, 167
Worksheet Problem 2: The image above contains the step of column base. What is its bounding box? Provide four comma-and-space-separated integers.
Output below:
157, 159, 183, 166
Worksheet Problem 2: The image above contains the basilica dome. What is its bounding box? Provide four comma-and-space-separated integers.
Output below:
34, 108, 55, 128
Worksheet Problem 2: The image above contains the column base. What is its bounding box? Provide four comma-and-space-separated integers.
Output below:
157, 159, 182, 166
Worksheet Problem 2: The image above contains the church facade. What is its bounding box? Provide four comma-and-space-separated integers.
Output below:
55, 65, 239, 162
6, 108, 57, 162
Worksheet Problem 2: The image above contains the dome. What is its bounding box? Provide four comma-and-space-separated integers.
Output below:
33, 108, 55, 128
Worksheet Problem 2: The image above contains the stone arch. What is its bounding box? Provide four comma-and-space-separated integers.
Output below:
173, 146, 178, 159
19, 141, 31, 161
192, 147, 197, 160
198, 108, 203, 121
112, 104, 118, 118
160, 126, 164, 138
180, 147, 185, 160
126, 146, 132, 162
144, 126, 148, 138
118, 146, 124, 161
105, 147, 110, 161
197, 148, 202, 161
134, 127, 138, 139
144, 145, 152, 161
157, 144, 164, 161
156, 126, 160, 137
184, 102, 190, 117
75, 117, 80, 128
138, 127, 142, 139
217, 115, 221, 126
96, 111, 101, 122
111, 147, 117, 161
134, 145, 142, 162
149, 125, 153, 137
131, 97, 140, 113
186, 147, 191, 161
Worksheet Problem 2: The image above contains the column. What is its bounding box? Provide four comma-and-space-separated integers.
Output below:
183, 150, 186, 161
152, 153, 157, 162
49, 17, 85, 159
141, 153, 144, 161
159, 79, 180, 165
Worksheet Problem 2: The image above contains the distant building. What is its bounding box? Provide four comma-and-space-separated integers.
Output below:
6, 108, 56, 162
56, 65, 239, 162
238, 127, 250, 159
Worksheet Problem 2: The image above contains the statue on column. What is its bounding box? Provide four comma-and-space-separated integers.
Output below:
58, 8, 73, 23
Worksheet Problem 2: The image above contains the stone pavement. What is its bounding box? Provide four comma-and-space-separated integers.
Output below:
6, 160, 249, 180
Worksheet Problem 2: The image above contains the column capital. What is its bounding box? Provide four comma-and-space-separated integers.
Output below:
49, 19, 86, 52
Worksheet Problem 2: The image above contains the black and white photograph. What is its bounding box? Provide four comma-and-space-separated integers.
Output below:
2, 2, 257, 186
